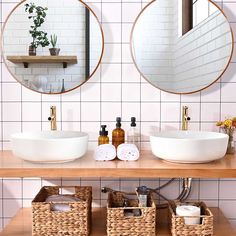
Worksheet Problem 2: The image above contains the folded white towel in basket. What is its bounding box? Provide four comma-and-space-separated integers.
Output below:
117, 143, 140, 161
45, 195, 81, 212
93, 144, 116, 161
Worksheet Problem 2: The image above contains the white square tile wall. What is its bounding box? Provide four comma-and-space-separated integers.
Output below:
0, 0, 236, 231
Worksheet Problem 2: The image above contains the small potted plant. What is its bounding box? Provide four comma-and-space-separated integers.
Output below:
49, 34, 60, 56
25, 3, 50, 56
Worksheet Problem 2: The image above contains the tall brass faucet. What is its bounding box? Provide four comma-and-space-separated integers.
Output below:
48, 106, 57, 131
182, 106, 191, 131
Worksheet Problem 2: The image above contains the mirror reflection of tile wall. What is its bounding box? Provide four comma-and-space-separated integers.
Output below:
3, 0, 87, 93
3, 0, 103, 94
132, 0, 232, 93
0, 0, 236, 232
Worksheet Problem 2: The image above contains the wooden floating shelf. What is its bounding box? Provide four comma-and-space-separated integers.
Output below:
0, 207, 235, 236
6, 55, 78, 68
0, 151, 236, 178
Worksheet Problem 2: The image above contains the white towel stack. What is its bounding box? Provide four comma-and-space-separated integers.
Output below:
117, 143, 140, 161
93, 144, 116, 161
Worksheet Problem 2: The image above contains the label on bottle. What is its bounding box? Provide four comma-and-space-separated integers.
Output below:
138, 194, 147, 207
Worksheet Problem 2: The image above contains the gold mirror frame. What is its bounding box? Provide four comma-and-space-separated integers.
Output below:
130, 0, 234, 95
1, 0, 104, 95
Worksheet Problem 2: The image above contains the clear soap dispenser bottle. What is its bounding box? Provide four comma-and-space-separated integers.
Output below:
127, 117, 140, 150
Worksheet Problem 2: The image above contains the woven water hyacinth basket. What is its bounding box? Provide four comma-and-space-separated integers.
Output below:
107, 190, 156, 236
168, 201, 213, 236
32, 186, 92, 236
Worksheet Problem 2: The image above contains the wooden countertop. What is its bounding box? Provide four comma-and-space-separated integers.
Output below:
0, 207, 235, 236
0, 151, 236, 178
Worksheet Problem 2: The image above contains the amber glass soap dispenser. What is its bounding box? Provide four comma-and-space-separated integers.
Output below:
98, 125, 109, 145
112, 117, 125, 149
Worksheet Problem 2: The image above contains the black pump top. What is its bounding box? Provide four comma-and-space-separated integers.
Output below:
100, 125, 108, 136
116, 117, 122, 128
131, 117, 136, 127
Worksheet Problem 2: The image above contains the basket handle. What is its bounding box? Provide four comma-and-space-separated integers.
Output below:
60, 186, 76, 195
49, 202, 73, 212
122, 208, 144, 218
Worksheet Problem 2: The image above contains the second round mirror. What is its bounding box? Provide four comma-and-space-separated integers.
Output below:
131, 0, 233, 94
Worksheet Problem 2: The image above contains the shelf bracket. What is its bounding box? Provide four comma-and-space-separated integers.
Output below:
63, 62, 67, 68
23, 62, 29, 68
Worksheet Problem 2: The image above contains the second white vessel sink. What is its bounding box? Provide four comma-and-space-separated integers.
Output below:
11, 131, 88, 163
150, 131, 229, 163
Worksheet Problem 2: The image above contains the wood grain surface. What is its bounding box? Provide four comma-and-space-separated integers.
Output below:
0, 208, 235, 236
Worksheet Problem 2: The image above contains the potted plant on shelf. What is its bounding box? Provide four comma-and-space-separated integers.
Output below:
25, 3, 50, 56
49, 34, 60, 56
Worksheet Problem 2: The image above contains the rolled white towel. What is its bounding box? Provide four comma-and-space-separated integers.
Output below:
94, 144, 116, 161
117, 143, 140, 161
45, 195, 81, 212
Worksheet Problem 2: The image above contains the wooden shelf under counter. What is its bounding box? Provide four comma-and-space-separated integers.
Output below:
0, 151, 236, 178
6, 55, 77, 68
0, 207, 235, 236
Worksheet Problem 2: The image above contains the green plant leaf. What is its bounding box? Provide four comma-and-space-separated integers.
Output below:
25, 2, 49, 49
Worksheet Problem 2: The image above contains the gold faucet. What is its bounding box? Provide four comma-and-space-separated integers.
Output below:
182, 106, 191, 131
48, 106, 57, 131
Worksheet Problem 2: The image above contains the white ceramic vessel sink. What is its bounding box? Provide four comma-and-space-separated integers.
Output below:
150, 131, 229, 163
11, 131, 88, 163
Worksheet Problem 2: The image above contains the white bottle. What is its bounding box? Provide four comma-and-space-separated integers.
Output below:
127, 117, 140, 150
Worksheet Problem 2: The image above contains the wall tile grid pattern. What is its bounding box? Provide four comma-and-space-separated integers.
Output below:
0, 0, 236, 231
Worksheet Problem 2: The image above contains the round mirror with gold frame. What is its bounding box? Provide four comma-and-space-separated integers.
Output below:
2, 0, 104, 94
131, 0, 234, 94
